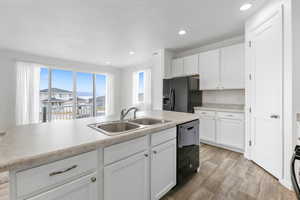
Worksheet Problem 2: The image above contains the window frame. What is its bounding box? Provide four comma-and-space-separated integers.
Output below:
41, 67, 107, 122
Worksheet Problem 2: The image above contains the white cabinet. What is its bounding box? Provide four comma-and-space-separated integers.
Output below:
220, 43, 245, 89
27, 173, 98, 200
171, 58, 184, 77
216, 118, 244, 150
199, 49, 220, 90
197, 110, 245, 152
183, 55, 198, 75
104, 151, 149, 200
199, 117, 216, 142
151, 139, 176, 200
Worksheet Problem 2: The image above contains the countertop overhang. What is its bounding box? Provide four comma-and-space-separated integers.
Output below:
0, 110, 199, 172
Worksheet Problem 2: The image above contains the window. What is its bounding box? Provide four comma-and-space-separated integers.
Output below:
95, 74, 107, 116
38, 67, 108, 122
76, 72, 93, 118
51, 69, 74, 120
138, 72, 145, 103
132, 69, 151, 110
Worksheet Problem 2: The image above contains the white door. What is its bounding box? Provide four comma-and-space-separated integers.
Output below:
183, 55, 198, 75
216, 118, 244, 150
172, 58, 184, 77
151, 139, 176, 200
104, 151, 149, 200
220, 43, 245, 89
199, 49, 220, 90
199, 117, 216, 143
250, 7, 283, 179
27, 173, 98, 200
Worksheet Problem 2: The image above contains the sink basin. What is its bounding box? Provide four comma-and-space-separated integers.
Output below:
129, 118, 170, 125
88, 121, 142, 136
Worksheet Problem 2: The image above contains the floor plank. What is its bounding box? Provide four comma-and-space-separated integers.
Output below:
162, 144, 297, 200
0, 144, 297, 200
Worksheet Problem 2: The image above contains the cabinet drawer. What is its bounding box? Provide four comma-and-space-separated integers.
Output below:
16, 151, 97, 197
151, 128, 176, 147
195, 110, 215, 118
217, 112, 244, 120
104, 136, 148, 165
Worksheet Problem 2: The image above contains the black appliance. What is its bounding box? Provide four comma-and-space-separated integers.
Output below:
177, 119, 200, 184
163, 75, 202, 113
291, 145, 300, 199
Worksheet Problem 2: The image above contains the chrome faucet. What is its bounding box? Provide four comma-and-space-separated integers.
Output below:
120, 107, 139, 120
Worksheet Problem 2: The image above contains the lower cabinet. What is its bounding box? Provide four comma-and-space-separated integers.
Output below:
104, 151, 150, 200
27, 173, 98, 200
151, 139, 176, 200
199, 117, 216, 142
216, 118, 244, 150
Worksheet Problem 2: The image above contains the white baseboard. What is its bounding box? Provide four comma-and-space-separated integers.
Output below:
280, 178, 293, 191
200, 140, 244, 154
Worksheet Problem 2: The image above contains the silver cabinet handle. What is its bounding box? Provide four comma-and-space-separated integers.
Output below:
144, 154, 149, 157
153, 151, 157, 154
49, 165, 78, 177
270, 115, 280, 119
226, 115, 234, 117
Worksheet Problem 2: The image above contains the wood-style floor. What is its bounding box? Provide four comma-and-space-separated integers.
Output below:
162, 144, 297, 200
0, 144, 297, 200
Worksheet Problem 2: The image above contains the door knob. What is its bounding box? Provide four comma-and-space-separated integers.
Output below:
270, 115, 280, 119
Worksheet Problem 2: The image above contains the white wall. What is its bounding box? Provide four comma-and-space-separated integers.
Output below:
202, 90, 245, 105
174, 36, 244, 58
0, 49, 122, 131
245, 0, 295, 189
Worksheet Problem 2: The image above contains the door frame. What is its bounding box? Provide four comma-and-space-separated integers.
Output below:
245, 4, 284, 179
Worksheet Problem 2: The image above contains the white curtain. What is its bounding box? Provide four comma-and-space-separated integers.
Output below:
143, 69, 152, 110
105, 73, 115, 116
132, 71, 139, 106
132, 69, 152, 110
16, 62, 41, 125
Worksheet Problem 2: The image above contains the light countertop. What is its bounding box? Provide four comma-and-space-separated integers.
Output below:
0, 110, 199, 172
194, 103, 245, 113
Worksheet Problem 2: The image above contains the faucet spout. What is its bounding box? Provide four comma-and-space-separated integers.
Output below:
120, 107, 139, 120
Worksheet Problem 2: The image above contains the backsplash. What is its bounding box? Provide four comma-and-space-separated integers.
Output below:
202, 89, 245, 105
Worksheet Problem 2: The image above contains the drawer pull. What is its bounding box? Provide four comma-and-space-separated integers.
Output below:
201, 112, 207, 114
49, 165, 78, 177
144, 154, 149, 157
153, 151, 157, 154
226, 115, 234, 117
91, 177, 97, 183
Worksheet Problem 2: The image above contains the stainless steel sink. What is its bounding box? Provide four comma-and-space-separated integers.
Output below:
129, 118, 170, 125
88, 121, 142, 136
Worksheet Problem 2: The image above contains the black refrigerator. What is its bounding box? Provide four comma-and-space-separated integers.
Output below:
163, 75, 202, 113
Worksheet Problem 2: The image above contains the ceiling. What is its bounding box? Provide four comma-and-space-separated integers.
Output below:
0, 0, 268, 67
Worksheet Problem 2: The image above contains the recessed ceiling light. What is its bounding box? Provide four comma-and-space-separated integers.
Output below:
105, 61, 111, 65
240, 3, 252, 11
178, 30, 187, 35
129, 51, 135, 55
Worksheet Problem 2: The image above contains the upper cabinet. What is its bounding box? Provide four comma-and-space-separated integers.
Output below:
183, 55, 199, 75
171, 58, 184, 77
199, 49, 220, 90
220, 43, 245, 89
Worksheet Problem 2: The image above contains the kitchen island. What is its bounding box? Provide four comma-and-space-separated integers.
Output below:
0, 110, 199, 200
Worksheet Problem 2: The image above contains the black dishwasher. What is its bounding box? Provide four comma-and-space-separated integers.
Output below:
177, 119, 200, 184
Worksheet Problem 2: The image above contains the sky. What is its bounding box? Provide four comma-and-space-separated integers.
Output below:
40, 68, 107, 97
139, 72, 144, 93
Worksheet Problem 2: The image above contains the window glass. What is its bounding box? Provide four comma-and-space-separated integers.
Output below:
138, 72, 145, 102
76, 72, 93, 118
51, 69, 74, 120
95, 74, 107, 116
39, 68, 49, 122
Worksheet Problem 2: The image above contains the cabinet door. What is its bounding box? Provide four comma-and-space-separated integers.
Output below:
172, 58, 184, 77
216, 118, 244, 150
104, 151, 149, 200
199, 117, 216, 142
151, 139, 176, 200
183, 55, 198, 75
220, 43, 245, 89
27, 173, 98, 200
199, 49, 220, 90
